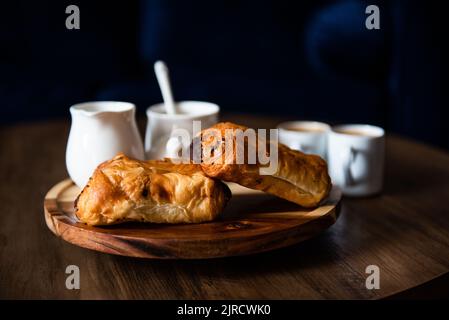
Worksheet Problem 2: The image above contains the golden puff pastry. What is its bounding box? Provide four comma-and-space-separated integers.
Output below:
75, 154, 231, 225
195, 122, 331, 207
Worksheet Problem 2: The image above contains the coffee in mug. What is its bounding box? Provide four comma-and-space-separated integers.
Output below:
332, 129, 379, 137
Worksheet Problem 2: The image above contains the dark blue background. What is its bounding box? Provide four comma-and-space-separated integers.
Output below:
1, 0, 447, 149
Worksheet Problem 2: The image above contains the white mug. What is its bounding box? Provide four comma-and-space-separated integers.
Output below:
66, 101, 145, 188
145, 101, 219, 159
277, 121, 330, 159
328, 124, 385, 197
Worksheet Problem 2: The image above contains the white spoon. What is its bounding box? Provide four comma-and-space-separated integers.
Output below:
154, 60, 177, 115
154, 61, 183, 157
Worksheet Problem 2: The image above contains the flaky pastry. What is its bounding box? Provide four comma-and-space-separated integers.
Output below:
75, 154, 231, 225
196, 122, 331, 207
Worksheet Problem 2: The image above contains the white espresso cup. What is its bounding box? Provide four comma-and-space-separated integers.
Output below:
145, 101, 219, 159
328, 124, 385, 197
277, 121, 330, 159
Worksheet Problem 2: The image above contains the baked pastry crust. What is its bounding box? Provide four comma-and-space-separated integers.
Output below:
75, 154, 231, 225
196, 122, 332, 207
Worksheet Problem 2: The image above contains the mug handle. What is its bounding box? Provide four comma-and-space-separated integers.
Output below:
165, 124, 183, 158
290, 141, 309, 153
341, 147, 357, 186
165, 136, 183, 158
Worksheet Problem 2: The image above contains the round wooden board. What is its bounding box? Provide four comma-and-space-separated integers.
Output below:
44, 179, 341, 259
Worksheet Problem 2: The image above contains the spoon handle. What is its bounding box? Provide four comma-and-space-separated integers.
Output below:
154, 60, 177, 114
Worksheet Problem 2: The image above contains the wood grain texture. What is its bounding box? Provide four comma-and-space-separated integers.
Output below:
1, 114, 449, 299
44, 180, 340, 259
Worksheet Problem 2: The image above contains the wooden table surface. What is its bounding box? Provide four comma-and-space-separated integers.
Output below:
1, 114, 449, 299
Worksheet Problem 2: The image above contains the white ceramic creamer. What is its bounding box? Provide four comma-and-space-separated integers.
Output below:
66, 101, 144, 188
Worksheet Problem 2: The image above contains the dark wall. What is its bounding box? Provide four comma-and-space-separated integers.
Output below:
1, 0, 447, 149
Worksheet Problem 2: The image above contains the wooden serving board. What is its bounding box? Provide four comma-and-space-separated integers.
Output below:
44, 179, 341, 259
